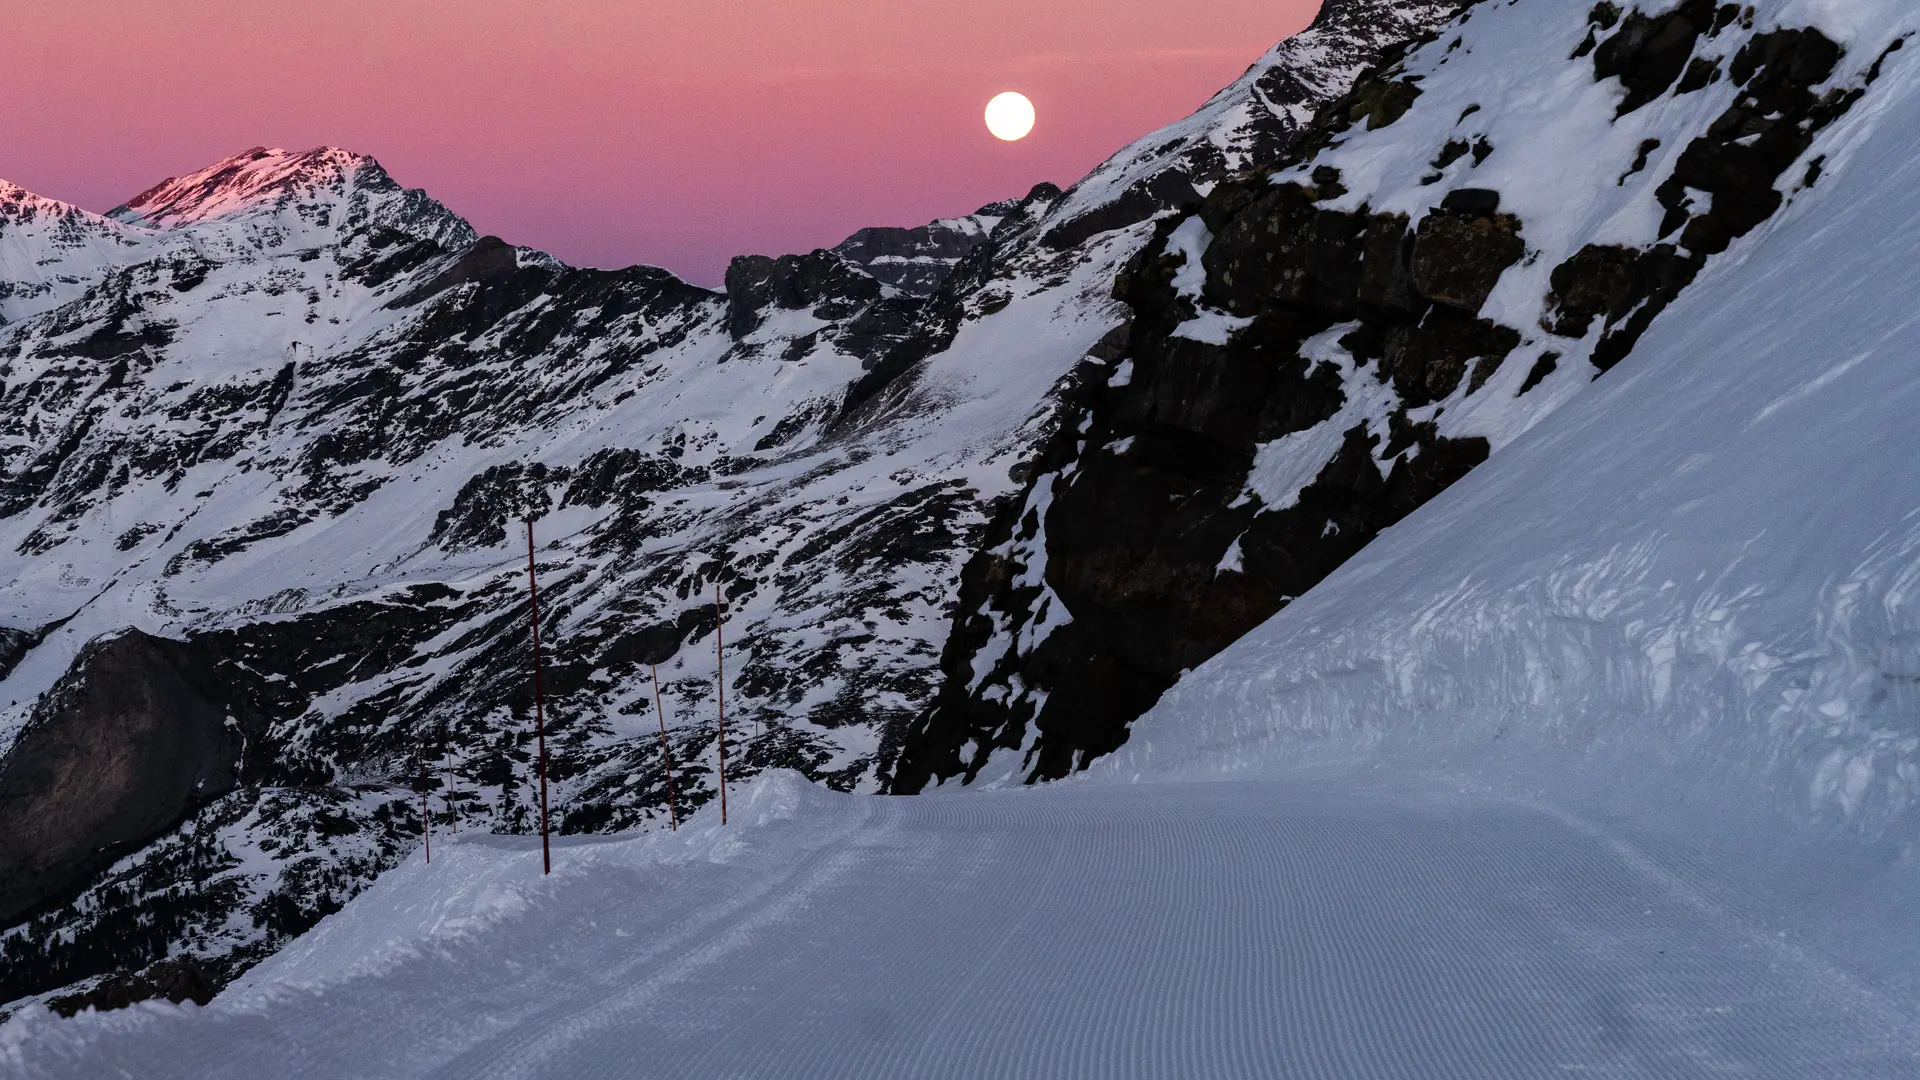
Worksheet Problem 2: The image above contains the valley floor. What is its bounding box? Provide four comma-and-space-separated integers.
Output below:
8, 768, 1920, 1079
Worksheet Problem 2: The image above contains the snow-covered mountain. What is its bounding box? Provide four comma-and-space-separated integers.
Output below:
7, 0, 1920, 1062
0, 184, 147, 326
5, 0, 1911, 1039
891, 0, 1912, 788
0, 0, 1473, 1010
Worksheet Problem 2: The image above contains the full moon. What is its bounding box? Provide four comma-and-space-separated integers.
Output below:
985, 92, 1035, 141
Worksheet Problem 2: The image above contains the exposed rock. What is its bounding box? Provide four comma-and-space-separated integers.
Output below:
1516, 350, 1560, 395
0, 631, 250, 924
47, 958, 214, 1017
831, 200, 1014, 295
1350, 77, 1426, 130
1386, 307, 1520, 405
895, 163, 1515, 788
0, 626, 36, 683
1042, 169, 1204, 251
724, 249, 880, 340
1409, 203, 1524, 311
1676, 55, 1723, 93
1037, 0, 1476, 252
1592, 0, 1716, 114
385, 235, 523, 308
1584, 22, 1857, 368
1544, 244, 1640, 337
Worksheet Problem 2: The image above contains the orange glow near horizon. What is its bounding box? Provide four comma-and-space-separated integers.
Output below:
1, 0, 1319, 284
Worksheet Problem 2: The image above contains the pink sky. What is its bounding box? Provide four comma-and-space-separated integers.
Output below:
1, 0, 1319, 284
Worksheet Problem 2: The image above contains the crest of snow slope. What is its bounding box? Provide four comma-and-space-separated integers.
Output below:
1045, 0, 1468, 235
1103, 0, 1920, 994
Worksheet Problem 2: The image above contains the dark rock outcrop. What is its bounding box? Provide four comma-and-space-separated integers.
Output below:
1409, 201, 1523, 313
0, 631, 250, 924
892, 179, 1501, 788
1590, 0, 1719, 114
832, 199, 1016, 295
1577, 20, 1872, 369
46, 958, 214, 1017
893, 9, 1502, 791
385, 235, 523, 308
724, 250, 881, 340
0, 626, 36, 682
1037, 0, 1476, 252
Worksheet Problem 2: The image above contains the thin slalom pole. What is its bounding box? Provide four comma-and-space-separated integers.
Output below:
420, 763, 431, 865
526, 520, 552, 875
714, 580, 727, 826
444, 736, 456, 836
651, 664, 679, 830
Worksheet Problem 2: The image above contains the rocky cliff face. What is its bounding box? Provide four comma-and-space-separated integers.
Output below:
831, 202, 1019, 295
0, 0, 1451, 1011
890, 0, 1906, 789
0, 631, 248, 925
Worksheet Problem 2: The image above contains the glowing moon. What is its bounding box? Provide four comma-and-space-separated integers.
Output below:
985, 92, 1035, 141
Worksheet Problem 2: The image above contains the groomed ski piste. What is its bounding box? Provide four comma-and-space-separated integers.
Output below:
10, 0, 1920, 1075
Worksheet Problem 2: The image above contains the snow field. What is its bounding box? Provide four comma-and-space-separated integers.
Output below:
7, 769, 1920, 1078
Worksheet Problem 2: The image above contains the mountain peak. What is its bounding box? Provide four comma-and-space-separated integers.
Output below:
107, 146, 379, 229
0, 179, 110, 227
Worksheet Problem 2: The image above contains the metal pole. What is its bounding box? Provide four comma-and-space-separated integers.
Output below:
651, 664, 679, 830
527, 520, 552, 875
421, 771, 431, 864
444, 738, 456, 836
715, 580, 727, 826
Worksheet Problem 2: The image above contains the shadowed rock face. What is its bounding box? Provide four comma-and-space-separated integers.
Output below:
47, 958, 214, 1018
0, 627, 36, 682
0, 631, 244, 924
831, 200, 1018, 295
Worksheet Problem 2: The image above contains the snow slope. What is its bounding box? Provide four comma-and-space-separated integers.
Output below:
0, 184, 146, 326
10, 770, 1920, 1079
1112, 0, 1920, 848
1096, 0, 1920, 1014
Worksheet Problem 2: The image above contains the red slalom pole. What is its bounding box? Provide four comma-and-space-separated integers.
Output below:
715, 580, 728, 826
420, 771, 431, 865
527, 520, 552, 875
445, 746, 457, 836
651, 663, 680, 830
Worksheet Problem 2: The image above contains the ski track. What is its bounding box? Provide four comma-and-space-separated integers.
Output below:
13, 773, 1920, 1079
